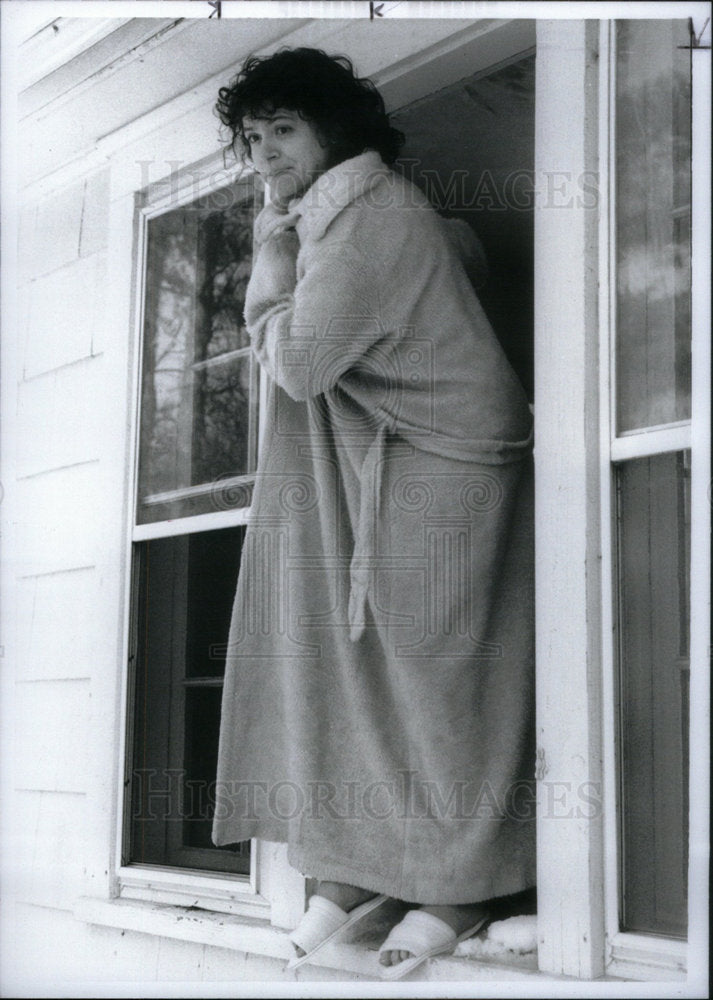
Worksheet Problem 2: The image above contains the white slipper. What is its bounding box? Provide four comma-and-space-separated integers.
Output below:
287, 893, 389, 970
378, 908, 490, 981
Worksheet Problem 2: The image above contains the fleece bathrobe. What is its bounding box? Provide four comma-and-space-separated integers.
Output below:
212, 151, 536, 904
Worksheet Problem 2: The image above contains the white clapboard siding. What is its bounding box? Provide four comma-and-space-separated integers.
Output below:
8, 904, 160, 985
13, 790, 88, 910
29, 179, 86, 277
9, 140, 118, 959
17, 203, 39, 286
15, 569, 102, 682
16, 361, 105, 479
14, 465, 103, 576
14, 679, 91, 794
23, 253, 106, 378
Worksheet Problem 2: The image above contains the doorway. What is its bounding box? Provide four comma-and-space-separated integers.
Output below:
391, 51, 535, 402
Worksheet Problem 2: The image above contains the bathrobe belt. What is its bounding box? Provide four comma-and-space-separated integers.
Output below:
347, 423, 387, 642
343, 420, 535, 641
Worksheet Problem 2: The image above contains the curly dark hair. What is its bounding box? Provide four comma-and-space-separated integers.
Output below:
216, 47, 404, 166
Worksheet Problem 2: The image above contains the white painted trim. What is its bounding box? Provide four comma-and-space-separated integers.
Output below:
687, 17, 712, 992
128, 160, 260, 541
22, 19, 191, 123
74, 895, 291, 963
607, 932, 687, 982
116, 862, 268, 920
18, 18, 132, 89
140, 153, 257, 217
599, 17, 708, 986
598, 17, 623, 966
73, 894, 550, 983
249, 836, 260, 897
127, 159, 257, 533
191, 346, 252, 371
129, 193, 148, 537
607, 15, 619, 465
118, 864, 256, 898
117, 884, 267, 920
19, 17, 533, 204
610, 423, 692, 462
113, 187, 146, 889
141, 482, 248, 507
132, 507, 252, 542
141, 472, 252, 506
373, 18, 536, 113
114, 163, 266, 900
534, 19, 605, 980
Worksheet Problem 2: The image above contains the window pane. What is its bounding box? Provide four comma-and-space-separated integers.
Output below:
137, 177, 259, 524
183, 686, 239, 852
615, 21, 691, 433
184, 527, 242, 679
617, 451, 690, 937
128, 527, 250, 874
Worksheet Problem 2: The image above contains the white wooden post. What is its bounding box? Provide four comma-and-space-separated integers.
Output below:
534, 19, 606, 979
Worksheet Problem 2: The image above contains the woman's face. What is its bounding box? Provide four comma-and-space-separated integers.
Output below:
242, 109, 332, 208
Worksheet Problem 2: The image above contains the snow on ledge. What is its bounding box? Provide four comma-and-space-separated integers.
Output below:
455, 915, 538, 960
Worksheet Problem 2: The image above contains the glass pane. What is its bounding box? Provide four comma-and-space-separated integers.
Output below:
183, 686, 249, 858
138, 353, 254, 524
128, 527, 250, 873
137, 177, 258, 524
615, 20, 691, 433
185, 528, 243, 678
617, 451, 690, 937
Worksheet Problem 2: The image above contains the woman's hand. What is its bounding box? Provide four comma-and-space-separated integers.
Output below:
254, 201, 301, 247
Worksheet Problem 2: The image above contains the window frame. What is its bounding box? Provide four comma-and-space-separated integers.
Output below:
533, 18, 707, 981
132, 166, 262, 540
115, 151, 279, 918
596, 17, 707, 981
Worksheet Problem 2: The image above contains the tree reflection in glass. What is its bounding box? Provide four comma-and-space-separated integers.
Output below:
138, 177, 259, 523
615, 20, 691, 433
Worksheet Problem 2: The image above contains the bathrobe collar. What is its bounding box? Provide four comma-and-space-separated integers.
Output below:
289, 150, 391, 243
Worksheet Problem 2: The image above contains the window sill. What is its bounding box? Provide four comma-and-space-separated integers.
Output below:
74, 895, 290, 962
74, 895, 559, 983
116, 863, 268, 920
606, 931, 687, 982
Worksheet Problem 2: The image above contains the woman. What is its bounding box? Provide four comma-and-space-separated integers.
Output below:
212, 47, 536, 979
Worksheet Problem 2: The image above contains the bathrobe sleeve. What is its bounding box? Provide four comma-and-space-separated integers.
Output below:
244, 228, 383, 402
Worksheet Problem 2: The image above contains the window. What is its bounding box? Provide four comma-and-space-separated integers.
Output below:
610, 19, 691, 940
616, 451, 690, 936
136, 177, 259, 525
123, 172, 262, 878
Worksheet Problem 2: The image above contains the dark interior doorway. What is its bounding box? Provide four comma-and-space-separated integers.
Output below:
392, 51, 535, 403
